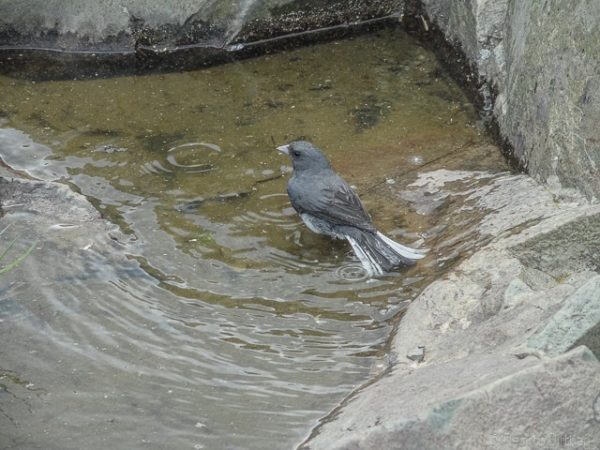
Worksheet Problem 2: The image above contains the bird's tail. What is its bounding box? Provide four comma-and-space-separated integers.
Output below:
345, 230, 426, 276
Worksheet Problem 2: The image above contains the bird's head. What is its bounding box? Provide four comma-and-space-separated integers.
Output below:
277, 140, 332, 173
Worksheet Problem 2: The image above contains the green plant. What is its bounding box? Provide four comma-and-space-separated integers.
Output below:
0, 225, 37, 275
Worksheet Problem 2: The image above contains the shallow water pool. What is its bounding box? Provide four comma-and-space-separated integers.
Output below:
0, 28, 508, 449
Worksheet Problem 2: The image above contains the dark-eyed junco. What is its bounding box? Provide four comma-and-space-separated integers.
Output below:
278, 140, 425, 275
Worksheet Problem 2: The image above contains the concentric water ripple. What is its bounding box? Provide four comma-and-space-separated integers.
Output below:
166, 142, 221, 173
336, 263, 371, 282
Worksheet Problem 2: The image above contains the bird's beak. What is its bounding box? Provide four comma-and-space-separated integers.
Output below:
277, 144, 290, 155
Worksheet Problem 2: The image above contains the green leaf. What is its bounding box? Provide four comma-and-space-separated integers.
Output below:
0, 241, 37, 274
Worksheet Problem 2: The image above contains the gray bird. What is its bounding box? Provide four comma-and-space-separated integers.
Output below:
277, 140, 425, 276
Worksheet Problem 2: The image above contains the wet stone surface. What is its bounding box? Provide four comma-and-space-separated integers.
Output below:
0, 29, 508, 449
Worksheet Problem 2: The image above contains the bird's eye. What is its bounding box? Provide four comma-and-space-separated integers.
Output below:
292, 150, 301, 157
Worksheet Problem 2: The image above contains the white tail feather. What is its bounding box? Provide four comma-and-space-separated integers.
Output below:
376, 232, 426, 260
346, 236, 383, 276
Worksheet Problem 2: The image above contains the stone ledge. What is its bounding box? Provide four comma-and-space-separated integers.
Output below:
0, 0, 405, 79
522, 276, 600, 359
304, 346, 600, 450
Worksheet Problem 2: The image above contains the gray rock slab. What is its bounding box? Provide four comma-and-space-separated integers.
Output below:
421, 0, 600, 199
524, 276, 600, 358
500, 0, 600, 199
304, 347, 600, 450
0, 177, 137, 280
513, 212, 600, 277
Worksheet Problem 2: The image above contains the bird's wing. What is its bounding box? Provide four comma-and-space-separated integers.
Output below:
291, 173, 376, 231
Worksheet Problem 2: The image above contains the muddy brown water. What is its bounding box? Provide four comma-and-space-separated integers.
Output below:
0, 28, 508, 449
